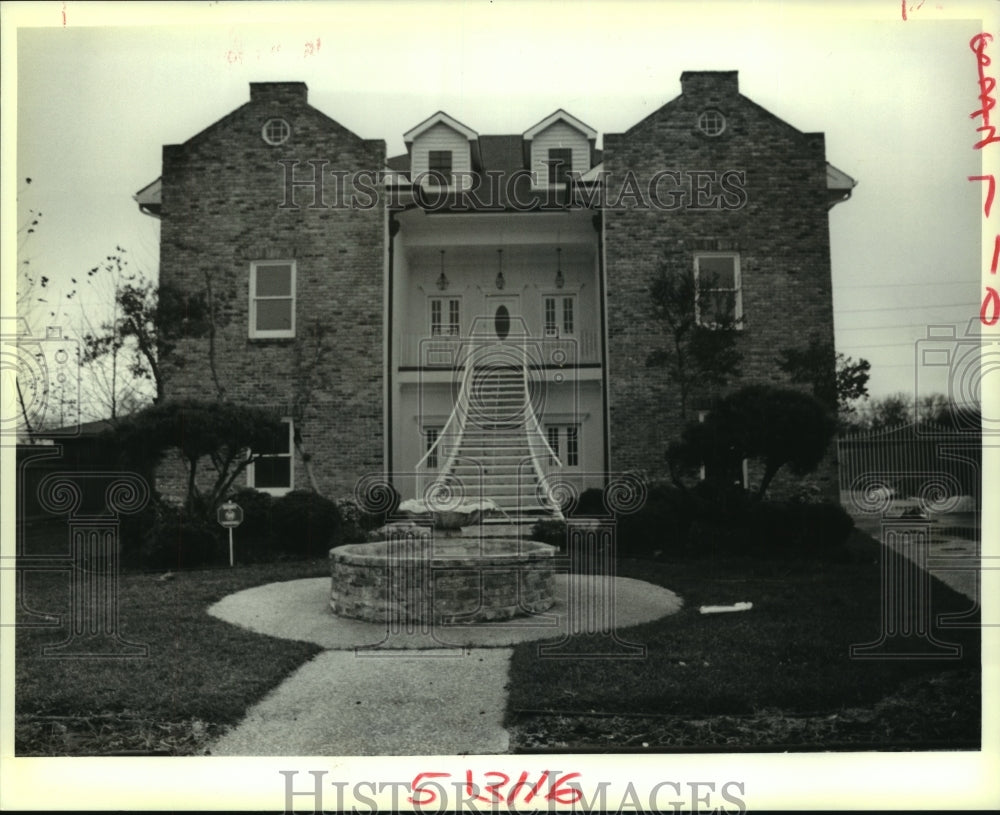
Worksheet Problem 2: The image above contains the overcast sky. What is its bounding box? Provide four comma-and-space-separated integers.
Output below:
5, 0, 996, 404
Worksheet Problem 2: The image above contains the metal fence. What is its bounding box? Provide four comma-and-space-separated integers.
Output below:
837, 421, 981, 502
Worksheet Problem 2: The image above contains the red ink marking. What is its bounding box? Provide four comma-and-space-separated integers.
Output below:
981, 286, 999, 325
304, 38, 321, 58
62, 2, 66, 26
407, 772, 450, 806
970, 33, 1000, 149
969, 174, 996, 217
992, 234, 1000, 273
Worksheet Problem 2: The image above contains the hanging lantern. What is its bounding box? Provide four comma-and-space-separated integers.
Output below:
436, 249, 448, 290
495, 248, 505, 290
555, 247, 564, 289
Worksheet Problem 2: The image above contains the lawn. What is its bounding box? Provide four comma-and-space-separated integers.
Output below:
504, 531, 981, 751
14, 532, 330, 756
13, 525, 981, 754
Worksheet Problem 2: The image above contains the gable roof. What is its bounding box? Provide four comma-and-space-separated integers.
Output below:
403, 110, 479, 143
522, 108, 597, 141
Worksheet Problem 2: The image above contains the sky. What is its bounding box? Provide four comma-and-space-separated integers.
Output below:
4, 0, 998, 411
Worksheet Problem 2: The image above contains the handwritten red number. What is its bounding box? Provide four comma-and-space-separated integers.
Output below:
971, 33, 1000, 149
981, 287, 1000, 325
969, 175, 997, 217
545, 772, 584, 804
408, 772, 450, 806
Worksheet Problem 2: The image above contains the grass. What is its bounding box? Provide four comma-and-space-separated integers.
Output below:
14, 524, 982, 754
15, 532, 330, 755
504, 531, 981, 750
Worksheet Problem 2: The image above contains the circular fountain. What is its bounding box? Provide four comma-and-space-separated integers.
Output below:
329, 537, 556, 624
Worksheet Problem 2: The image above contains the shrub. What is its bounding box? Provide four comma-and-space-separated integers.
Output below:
336, 497, 386, 543
270, 490, 342, 559
530, 518, 567, 548
698, 500, 855, 559
569, 487, 606, 517
137, 502, 225, 570
615, 484, 697, 560
225, 487, 275, 563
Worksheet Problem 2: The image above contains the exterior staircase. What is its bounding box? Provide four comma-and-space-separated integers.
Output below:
419, 357, 563, 520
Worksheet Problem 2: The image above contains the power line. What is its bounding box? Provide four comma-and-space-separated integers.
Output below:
836, 301, 977, 315
834, 279, 981, 290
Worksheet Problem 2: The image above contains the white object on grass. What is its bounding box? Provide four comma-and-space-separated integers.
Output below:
699, 602, 753, 615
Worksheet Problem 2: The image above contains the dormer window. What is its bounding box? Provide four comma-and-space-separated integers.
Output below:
523, 109, 596, 190
428, 150, 453, 187
547, 148, 573, 185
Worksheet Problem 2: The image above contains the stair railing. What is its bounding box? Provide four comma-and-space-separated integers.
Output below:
415, 357, 476, 503
520, 348, 565, 517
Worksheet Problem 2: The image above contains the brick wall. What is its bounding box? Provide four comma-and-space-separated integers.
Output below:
157, 82, 386, 500
602, 71, 839, 495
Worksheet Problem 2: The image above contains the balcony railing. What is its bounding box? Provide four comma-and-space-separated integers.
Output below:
396, 329, 600, 369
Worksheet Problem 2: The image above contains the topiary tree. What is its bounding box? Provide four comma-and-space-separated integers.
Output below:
668, 385, 837, 500
110, 399, 287, 516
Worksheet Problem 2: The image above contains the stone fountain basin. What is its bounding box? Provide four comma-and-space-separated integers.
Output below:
329, 538, 556, 624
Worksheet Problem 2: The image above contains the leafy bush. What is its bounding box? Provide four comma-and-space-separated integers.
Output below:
569, 487, 606, 517
694, 500, 854, 559
225, 487, 275, 563
530, 518, 568, 548
336, 497, 389, 543
615, 484, 697, 560
270, 490, 342, 559
136, 502, 225, 570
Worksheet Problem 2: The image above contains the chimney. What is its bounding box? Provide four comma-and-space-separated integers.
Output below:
249, 82, 309, 105
679, 71, 739, 99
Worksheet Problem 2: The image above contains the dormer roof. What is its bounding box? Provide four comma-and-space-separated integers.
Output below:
403, 110, 479, 143
522, 109, 597, 142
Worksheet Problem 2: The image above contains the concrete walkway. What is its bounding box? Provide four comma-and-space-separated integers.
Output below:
206, 574, 682, 755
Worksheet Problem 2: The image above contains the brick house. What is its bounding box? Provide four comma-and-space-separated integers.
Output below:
135, 72, 854, 514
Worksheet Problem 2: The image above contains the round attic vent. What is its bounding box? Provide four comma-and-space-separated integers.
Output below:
697, 109, 726, 137
262, 118, 291, 145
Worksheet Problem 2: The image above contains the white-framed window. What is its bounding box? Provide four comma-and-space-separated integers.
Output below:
697, 110, 726, 137
693, 253, 742, 328
262, 118, 291, 145
430, 297, 461, 336
543, 295, 576, 337
247, 418, 294, 494
427, 150, 453, 187
546, 424, 580, 467
425, 426, 441, 469
249, 260, 296, 338
547, 147, 573, 185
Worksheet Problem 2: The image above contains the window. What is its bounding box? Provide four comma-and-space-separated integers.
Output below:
425, 427, 440, 469
250, 261, 295, 338
430, 298, 460, 336
547, 147, 573, 185
546, 426, 560, 458
546, 424, 580, 467
248, 418, 293, 494
565, 425, 579, 467
262, 118, 291, 145
427, 150, 453, 186
694, 253, 742, 328
543, 295, 575, 336
697, 110, 726, 137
